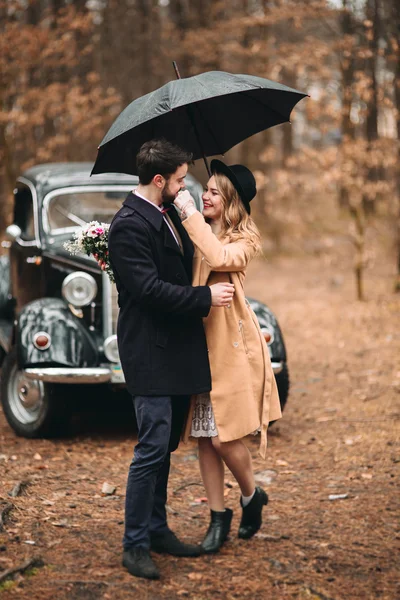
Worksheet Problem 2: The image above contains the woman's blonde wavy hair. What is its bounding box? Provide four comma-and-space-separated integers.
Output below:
213, 171, 262, 255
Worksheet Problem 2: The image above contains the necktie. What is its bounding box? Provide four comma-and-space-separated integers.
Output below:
163, 212, 184, 254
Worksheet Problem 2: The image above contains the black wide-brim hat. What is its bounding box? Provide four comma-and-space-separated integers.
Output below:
210, 159, 257, 215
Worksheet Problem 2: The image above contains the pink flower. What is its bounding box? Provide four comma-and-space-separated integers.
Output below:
86, 225, 104, 238
86, 228, 99, 238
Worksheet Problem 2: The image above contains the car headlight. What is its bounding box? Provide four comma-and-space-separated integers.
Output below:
62, 272, 98, 307
103, 335, 120, 363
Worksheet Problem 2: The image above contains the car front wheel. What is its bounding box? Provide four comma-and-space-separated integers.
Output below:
1, 347, 68, 438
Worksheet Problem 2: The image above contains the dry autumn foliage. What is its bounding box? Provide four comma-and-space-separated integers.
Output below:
0, 0, 399, 297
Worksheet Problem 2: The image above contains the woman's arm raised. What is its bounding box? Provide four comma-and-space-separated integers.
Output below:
183, 211, 255, 272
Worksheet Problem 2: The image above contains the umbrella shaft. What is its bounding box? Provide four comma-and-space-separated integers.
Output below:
173, 61, 181, 80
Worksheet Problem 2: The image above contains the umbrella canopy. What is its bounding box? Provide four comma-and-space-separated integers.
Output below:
91, 71, 307, 176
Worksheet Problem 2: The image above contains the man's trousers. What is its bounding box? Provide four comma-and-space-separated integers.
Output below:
123, 395, 189, 550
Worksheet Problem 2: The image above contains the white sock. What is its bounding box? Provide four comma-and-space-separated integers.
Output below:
241, 490, 255, 507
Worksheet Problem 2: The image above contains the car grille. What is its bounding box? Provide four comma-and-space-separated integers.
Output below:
102, 272, 119, 337
111, 282, 119, 334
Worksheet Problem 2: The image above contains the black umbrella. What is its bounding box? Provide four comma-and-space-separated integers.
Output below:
91, 70, 307, 177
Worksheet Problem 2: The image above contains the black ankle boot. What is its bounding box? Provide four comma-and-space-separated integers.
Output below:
201, 508, 233, 554
238, 487, 268, 539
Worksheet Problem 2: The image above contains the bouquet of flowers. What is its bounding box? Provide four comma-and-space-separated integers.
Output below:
64, 221, 115, 283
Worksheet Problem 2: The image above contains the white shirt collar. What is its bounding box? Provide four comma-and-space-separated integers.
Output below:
134, 190, 163, 212
132, 190, 179, 247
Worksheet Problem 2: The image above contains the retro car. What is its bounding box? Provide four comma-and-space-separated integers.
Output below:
0, 163, 289, 437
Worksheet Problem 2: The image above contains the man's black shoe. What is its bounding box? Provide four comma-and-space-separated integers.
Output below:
150, 529, 202, 557
122, 547, 160, 580
238, 486, 269, 539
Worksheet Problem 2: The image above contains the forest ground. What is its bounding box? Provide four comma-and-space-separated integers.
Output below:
0, 228, 399, 600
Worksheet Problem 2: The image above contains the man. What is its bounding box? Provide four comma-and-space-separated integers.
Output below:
108, 139, 234, 580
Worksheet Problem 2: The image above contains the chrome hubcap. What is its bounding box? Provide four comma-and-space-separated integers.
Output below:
8, 365, 45, 424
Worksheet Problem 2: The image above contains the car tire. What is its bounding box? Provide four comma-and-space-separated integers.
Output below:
0, 347, 69, 438
270, 363, 289, 426
0, 345, 6, 369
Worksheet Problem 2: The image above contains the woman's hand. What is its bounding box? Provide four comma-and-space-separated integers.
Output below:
174, 190, 197, 219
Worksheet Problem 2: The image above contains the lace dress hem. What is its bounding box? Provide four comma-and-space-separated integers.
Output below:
190, 392, 260, 438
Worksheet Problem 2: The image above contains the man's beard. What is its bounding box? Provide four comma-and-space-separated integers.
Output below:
161, 183, 176, 205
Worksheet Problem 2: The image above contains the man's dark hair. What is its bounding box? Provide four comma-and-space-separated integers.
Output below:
136, 139, 193, 185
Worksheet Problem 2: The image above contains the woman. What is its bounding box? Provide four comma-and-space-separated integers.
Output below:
174, 160, 282, 553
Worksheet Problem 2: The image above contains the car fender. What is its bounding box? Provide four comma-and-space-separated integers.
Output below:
17, 298, 98, 368
246, 297, 287, 362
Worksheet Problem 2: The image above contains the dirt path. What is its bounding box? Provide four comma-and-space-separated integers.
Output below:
0, 246, 399, 600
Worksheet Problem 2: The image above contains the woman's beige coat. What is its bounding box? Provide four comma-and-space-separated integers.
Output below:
182, 212, 282, 457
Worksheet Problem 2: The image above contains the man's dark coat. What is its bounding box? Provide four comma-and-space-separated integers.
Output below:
108, 193, 212, 396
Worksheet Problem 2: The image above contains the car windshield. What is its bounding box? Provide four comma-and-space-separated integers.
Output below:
46, 189, 132, 233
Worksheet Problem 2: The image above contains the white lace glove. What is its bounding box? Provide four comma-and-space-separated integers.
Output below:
174, 190, 197, 220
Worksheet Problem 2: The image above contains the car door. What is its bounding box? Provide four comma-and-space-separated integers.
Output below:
9, 180, 44, 311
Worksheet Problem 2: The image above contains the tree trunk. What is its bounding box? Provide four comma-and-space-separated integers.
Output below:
168, 0, 192, 76
281, 68, 296, 167
0, 125, 16, 232
362, 0, 380, 215
340, 0, 368, 300
350, 202, 366, 301
339, 0, 356, 209
393, 5, 400, 290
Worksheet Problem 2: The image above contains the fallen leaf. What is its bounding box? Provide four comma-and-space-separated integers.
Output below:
254, 533, 283, 541
255, 469, 277, 485
88, 569, 114, 577
187, 572, 202, 580
328, 494, 349, 501
51, 519, 69, 527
